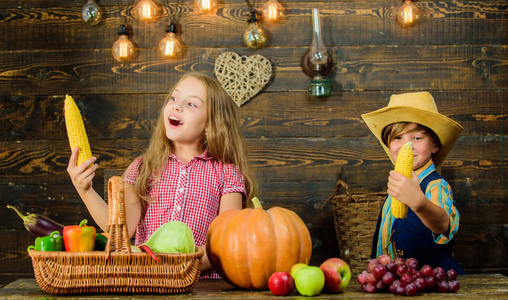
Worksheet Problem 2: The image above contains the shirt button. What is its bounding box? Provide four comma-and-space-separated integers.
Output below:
179, 188, 185, 193
181, 170, 187, 175
175, 205, 181, 210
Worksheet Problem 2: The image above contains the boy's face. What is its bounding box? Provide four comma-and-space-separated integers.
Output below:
389, 123, 439, 170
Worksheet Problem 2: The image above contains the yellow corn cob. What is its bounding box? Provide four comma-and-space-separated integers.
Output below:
64, 95, 92, 167
391, 141, 413, 219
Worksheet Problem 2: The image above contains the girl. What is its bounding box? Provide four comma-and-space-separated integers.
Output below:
362, 91, 465, 273
67, 72, 257, 278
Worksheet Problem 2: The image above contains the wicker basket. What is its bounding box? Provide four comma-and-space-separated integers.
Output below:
28, 176, 203, 294
325, 180, 387, 276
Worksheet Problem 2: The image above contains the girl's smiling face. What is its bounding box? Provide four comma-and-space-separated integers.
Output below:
389, 123, 439, 170
163, 76, 208, 149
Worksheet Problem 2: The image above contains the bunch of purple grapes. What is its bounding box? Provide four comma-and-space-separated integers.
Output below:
357, 255, 460, 296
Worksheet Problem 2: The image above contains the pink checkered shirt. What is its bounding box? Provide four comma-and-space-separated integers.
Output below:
124, 150, 246, 278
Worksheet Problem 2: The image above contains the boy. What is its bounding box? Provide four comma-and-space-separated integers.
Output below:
362, 92, 464, 272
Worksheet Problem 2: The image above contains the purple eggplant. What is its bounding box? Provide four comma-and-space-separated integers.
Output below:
7, 205, 65, 237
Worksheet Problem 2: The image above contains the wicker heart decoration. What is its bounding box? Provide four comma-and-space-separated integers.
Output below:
214, 52, 272, 107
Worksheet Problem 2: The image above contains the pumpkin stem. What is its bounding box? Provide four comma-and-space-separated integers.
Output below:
251, 197, 263, 209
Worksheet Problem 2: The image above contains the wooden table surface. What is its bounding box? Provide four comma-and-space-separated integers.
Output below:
1, 274, 507, 299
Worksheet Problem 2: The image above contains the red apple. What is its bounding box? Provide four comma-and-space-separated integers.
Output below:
268, 272, 295, 296
319, 258, 352, 293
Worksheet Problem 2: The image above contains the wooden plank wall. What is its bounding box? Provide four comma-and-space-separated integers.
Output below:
0, 0, 506, 286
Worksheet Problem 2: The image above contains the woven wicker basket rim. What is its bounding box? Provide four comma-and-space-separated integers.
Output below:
28, 176, 204, 294
29, 247, 204, 259
324, 179, 387, 276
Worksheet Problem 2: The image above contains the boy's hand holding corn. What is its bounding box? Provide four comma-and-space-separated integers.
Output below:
388, 142, 421, 218
388, 170, 421, 209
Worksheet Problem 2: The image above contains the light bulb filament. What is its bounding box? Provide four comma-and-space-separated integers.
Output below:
135, 0, 160, 21
112, 34, 136, 62
159, 32, 182, 58
397, 0, 420, 27
164, 40, 175, 56
263, 0, 283, 23
196, 0, 216, 14
267, 3, 278, 21
202, 0, 211, 11
119, 42, 128, 58
403, 6, 414, 23
142, 2, 152, 19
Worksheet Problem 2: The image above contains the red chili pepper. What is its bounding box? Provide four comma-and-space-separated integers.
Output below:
139, 244, 160, 262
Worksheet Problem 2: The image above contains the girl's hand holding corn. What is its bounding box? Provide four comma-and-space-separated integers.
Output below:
67, 147, 109, 233
63, 94, 114, 233
64, 94, 98, 195
67, 147, 98, 194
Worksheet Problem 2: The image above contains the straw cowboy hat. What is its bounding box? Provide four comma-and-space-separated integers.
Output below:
361, 91, 463, 166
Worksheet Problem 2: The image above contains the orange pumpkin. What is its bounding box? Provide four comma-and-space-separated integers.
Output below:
206, 197, 312, 290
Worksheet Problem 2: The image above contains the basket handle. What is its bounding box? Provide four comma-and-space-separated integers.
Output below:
105, 176, 132, 257
320, 179, 353, 209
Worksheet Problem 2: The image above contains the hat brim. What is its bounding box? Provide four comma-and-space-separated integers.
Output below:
361, 106, 463, 166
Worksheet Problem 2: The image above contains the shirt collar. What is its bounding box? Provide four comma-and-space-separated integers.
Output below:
169, 149, 213, 162
416, 159, 435, 183
197, 149, 213, 160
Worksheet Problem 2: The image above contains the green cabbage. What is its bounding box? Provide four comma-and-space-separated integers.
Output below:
145, 221, 196, 253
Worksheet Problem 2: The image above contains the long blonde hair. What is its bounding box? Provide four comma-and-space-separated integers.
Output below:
133, 72, 257, 206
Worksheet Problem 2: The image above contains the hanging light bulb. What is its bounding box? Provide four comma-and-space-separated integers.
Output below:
195, 0, 217, 15
300, 8, 332, 97
112, 25, 136, 62
243, 11, 266, 49
159, 23, 183, 58
82, 0, 102, 25
134, 0, 162, 22
396, 0, 421, 28
262, 0, 284, 24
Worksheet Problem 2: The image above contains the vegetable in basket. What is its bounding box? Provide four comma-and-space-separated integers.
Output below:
63, 219, 96, 252
94, 232, 109, 251
138, 221, 196, 261
93, 232, 143, 253
7, 205, 65, 237
139, 245, 160, 261
27, 231, 64, 252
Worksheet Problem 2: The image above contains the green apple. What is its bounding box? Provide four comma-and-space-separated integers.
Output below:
290, 263, 307, 278
293, 265, 325, 296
